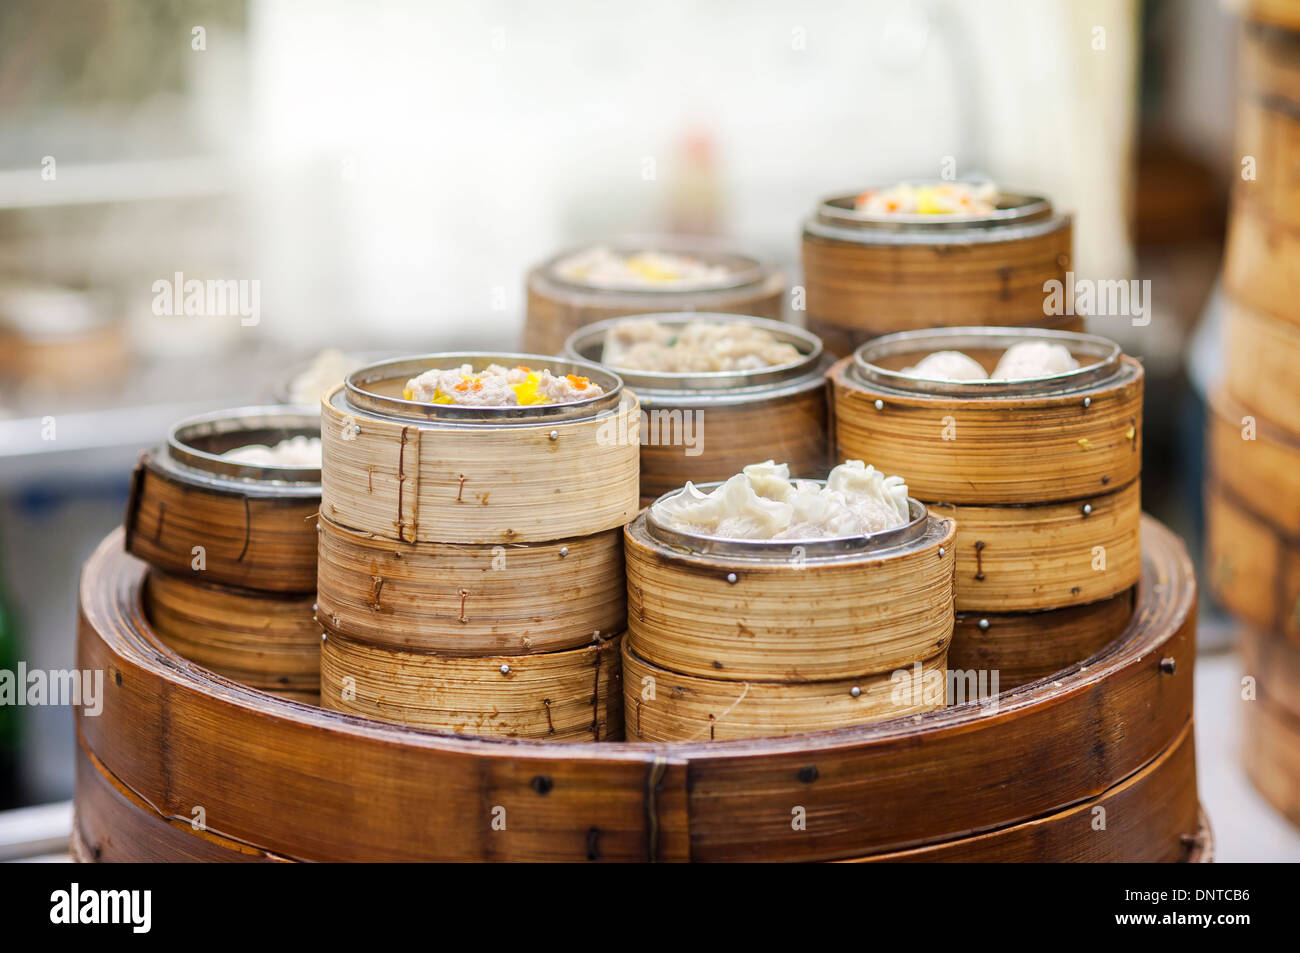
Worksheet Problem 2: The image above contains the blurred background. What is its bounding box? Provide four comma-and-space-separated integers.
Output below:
0, 0, 1291, 859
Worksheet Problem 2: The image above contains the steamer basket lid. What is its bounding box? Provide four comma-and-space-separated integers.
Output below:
564, 312, 826, 396
645, 485, 930, 561
341, 352, 626, 425
850, 326, 1124, 398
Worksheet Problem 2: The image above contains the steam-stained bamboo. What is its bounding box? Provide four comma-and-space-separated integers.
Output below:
74, 519, 1200, 861
320, 629, 622, 740
143, 570, 320, 704
623, 644, 946, 742
315, 516, 624, 655
948, 589, 1135, 691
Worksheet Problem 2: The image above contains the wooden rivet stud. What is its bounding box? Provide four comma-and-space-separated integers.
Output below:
559, 546, 569, 557
978, 618, 990, 632
726, 572, 738, 584
850, 686, 861, 698
798, 766, 819, 783
1160, 657, 1176, 675
530, 775, 553, 795
549, 430, 559, 441
1082, 503, 1093, 517
500, 664, 511, 675
874, 399, 884, 411
1083, 397, 1092, 409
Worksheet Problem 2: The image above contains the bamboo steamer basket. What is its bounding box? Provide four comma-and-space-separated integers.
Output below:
1223, 304, 1300, 439
801, 187, 1079, 355
319, 353, 640, 544
75, 517, 1203, 861
949, 588, 1136, 691
1240, 624, 1300, 829
1205, 483, 1300, 644
831, 327, 1143, 504
1224, 201, 1300, 329
320, 629, 622, 740
315, 515, 624, 655
1207, 390, 1300, 537
624, 492, 955, 740
1234, 96, 1300, 229
564, 313, 832, 504
830, 327, 1143, 613
524, 238, 785, 355
142, 569, 319, 704
125, 407, 321, 593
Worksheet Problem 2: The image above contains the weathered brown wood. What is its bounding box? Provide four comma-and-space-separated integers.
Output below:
624, 644, 947, 742
1221, 306, 1300, 440
625, 511, 956, 682
830, 354, 1144, 504
320, 629, 624, 741
949, 588, 1135, 691
320, 385, 641, 544
125, 460, 319, 593
76, 516, 1194, 861
316, 516, 625, 655
801, 221, 1075, 355
844, 721, 1199, 862
143, 569, 319, 704
1205, 483, 1300, 643
930, 481, 1142, 612
524, 267, 785, 356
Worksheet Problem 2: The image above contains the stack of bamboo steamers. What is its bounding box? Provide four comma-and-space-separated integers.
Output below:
830, 328, 1144, 689
125, 407, 322, 703
1208, 4, 1300, 827
315, 354, 639, 739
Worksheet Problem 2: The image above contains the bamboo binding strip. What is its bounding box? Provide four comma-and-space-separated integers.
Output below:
523, 239, 785, 355
143, 570, 320, 705
76, 517, 1197, 861
829, 330, 1143, 504
320, 629, 623, 741
319, 356, 641, 544
801, 189, 1076, 354
565, 313, 833, 503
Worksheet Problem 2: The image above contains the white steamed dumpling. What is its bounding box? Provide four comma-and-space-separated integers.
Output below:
901, 350, 989, 381
991, 341, 1079, 380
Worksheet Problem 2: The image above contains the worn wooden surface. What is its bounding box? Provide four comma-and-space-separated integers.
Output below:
829, 355, 1143, 504
125, 459, 319, 593
1207, 389, 1300, 534
523, 267, 785, 356
76, 515, 1194, 861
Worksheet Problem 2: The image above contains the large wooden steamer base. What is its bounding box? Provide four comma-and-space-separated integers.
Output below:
75, 518, 1201, 862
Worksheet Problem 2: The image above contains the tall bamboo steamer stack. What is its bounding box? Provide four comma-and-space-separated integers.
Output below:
316, 353, 640, 739
1206, 2, 1300, 829
830, 328, 1144, 689
800, 188, 1082, 356
623, 491, 957, 741
124, 407, 322, 703
524, 238, 786, 355
565, 313, 832, 505
74, 516, 1205, 861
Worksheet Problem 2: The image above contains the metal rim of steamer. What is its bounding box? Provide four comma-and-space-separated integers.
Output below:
564, 312, 830, 402
159, 405, 323, 494
804, 187, 1068, 246
849, 326, 1124, 398
540, 235, 769, 295
341, 352, 626, 426
645, 482, 931, 562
